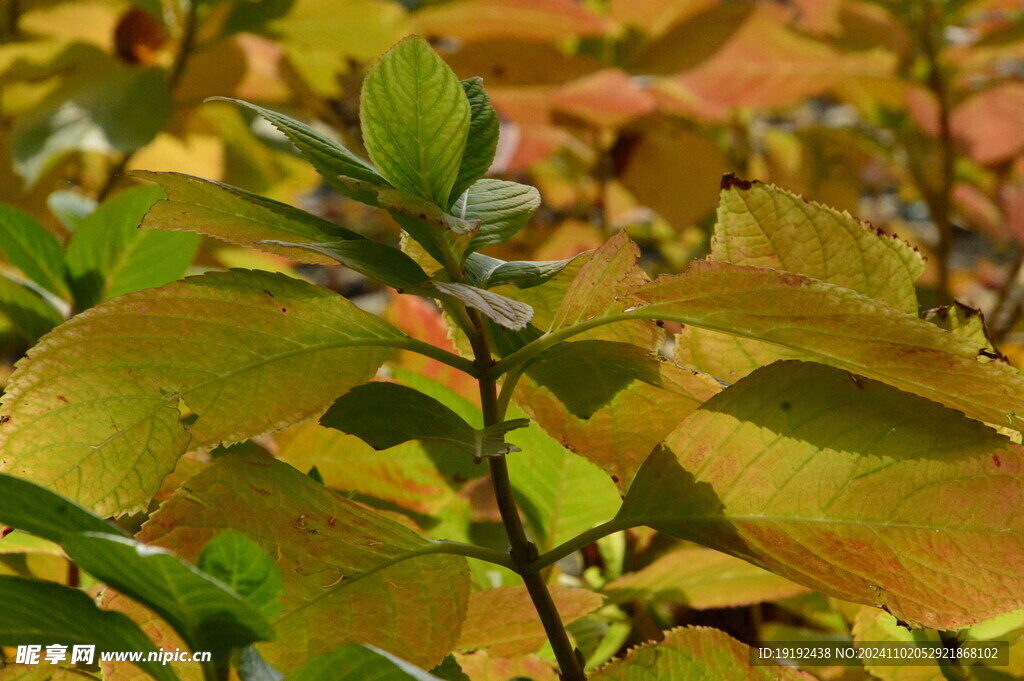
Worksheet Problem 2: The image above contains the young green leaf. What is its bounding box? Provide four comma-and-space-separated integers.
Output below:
198, 531, 285, 621
62, 533, 275, 654
434, 281, 534, 330
64, 185, 199, 309
135, 171, 363, 264
619, 361, 1024, 630
0, 472, 127, 543
0, 274, 63, 344
286, 643, 443, 681
590, 626, 812, 681
321, 382, 527, 460
140, 454, 470, 671
0, 270, 406, 515
0, 576, 176, 681
0, 202, 68, 299
209, 98, 387, 201
449, 77, 500, 205
464, 253, 578, 290
377, 188, 481, 234
361, 36, 471, 209
457, 180, 541, 254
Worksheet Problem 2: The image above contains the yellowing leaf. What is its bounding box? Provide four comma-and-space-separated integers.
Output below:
605, 547, 808, 609
712, 180, 924, 313
591, 626, 813, 680
621, 361, 1024, 629
139, 454, 470, 672
0, 270, 403, 515
456, 585, 603, 657
455, 651, 557, 681
412, 0, 611, 43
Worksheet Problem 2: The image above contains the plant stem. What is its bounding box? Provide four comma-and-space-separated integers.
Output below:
527, 518, 634, 574
470, 310, 586, 681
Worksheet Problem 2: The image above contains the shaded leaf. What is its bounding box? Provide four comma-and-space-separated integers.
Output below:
449, 78, 499, 206
135, 171, 362, 265
0, 275, 63, 345
198, 531, 284, 621
0, 576, 175, 681
0, 471, 126, 544
435, 281, 534, 330
321, 382, 527, 460
361, 36, 470, 209
210, 98, 387, 201
619, 361, 1024, 629
239, 646, 284, 681
65, 185, 198, 309
604, 547, 808, 609
139, 454, 469, 671
591, 626, 812, 680
0, 270, 402, 515
0, 203, 67, 298
62, 533, 274, 654
375, 187, 481, 234
456, 585, 603, 657
258, 240, 430, 292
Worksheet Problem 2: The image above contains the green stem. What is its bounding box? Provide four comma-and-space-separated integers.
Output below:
527, 518, 634, 574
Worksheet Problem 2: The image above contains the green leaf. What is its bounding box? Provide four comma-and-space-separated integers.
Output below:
0, 203, 68, 298
209, 98, 387, 202
435, 281, 534, 330
0, 269, 405, 515
449, 78, 500, 206
0, 472, 126, 544
590, 626, 809, 681
321, 382, 527, 460
12, 64, 171, 186
604, 547, 808, 609
0, 575, 176, 681
198, 531, 284, 621
459, 180, 541, 254
361, 35, 470, 209
506, 416, 621, 553
140, 454, 470, 672
430, 656, 470, 681
636, 261, 1024, 431
258, 240, 431, 291
713, 179, 925, 313
286, 643, 442, 681
135, 171, 363, 265
464, 253, 578, 290
376, 187, 481, 234
0, 274, 63, 345
619, 361, 1024, 630
62, 533, 274, 654
64, 185, 199, 310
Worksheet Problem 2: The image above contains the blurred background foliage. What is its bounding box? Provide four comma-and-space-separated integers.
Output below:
2, 0, 1024, 675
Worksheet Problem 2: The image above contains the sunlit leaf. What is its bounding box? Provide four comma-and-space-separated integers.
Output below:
458, 179, 541, 254
619, 361, 1024, 629
435, 281, 534, 330
140, 454, 469, 671
604, 547, 808, 609
361, 36, 470, 209
198, 531, 284, 621
590, 626, 812, 680
0, 270, 403, 515
456, 585, 603, 657
412, 0, 611, 42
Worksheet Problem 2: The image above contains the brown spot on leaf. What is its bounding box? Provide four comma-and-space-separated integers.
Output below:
993, 454, 1002, 468
250, 486, 272, 496
263, 289, 274, 297
327, 517, 337, 528
1, 527, 12, 539
57, 395, 69, 403
0, 415, 9, 425
281, 307, 287, 313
